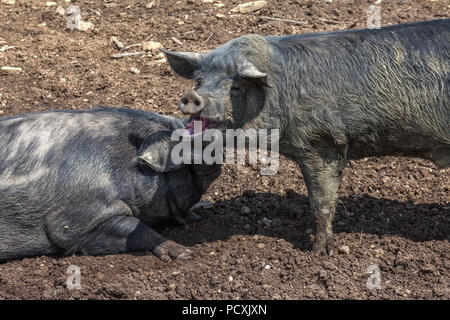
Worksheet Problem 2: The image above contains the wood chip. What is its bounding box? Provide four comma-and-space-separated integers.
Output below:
230, 1, 267, 14
1, 66, 22, 74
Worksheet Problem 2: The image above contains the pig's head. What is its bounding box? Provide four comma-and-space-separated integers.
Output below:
137, 128, 222, 190
161, 35, 280, 135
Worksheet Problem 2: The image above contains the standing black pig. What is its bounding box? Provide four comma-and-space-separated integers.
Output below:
161, 19, 450, 255
0, 106, 221, 262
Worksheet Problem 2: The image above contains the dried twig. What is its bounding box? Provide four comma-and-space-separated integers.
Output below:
203, 33, 214, 44
171, 36, 183, 46
319, 18, 339, 24
123, 43, 143, 51
110, 51, 146, 59
260, 16, 307, 25
0, 45, 15, 52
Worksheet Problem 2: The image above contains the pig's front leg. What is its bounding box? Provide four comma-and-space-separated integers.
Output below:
298, 150, 346, 255
126, 219, 192, 262
79, 215, 192, 262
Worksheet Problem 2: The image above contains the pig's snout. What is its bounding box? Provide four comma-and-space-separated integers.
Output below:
179, 91, 204, 114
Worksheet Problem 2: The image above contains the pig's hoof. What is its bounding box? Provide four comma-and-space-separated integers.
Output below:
186, 211, 202, 222
153, 240, 192, 262
312, 235, 334, 256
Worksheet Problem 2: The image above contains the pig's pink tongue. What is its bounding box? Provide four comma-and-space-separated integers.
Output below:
185, 120, 195, 135
202, 118, 208, 131
185, 118, 210, 136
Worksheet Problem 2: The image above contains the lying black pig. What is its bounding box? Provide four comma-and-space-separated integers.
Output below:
0, 106, 221, 262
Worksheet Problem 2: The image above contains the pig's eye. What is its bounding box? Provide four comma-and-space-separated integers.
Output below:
194, 78, 203, 89
230, 86, 241, 96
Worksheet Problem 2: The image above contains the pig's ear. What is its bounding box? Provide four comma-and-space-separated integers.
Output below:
160, 49, 203, 79
138, 131, 183, 172
237, 59, 270, 87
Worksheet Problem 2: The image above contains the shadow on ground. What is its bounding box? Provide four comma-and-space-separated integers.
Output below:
160, 192, 450, 251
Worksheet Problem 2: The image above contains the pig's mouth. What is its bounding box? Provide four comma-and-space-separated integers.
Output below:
183, 115, 219, 137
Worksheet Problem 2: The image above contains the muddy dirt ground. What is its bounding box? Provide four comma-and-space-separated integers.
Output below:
0, 0, 449, 300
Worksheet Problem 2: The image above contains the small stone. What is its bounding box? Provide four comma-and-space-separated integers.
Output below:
202, 0, 214, 3
1, 66, 22, 74
240, 205, 251, 215
79, 21, 94, 31
172, 271, 181, 276
257, 243, 265, 249
272, 293, 281, 299
338, 244, 350, 254
216, 13, 225, 19
271, 218, 282, 226
130, 67, 140, 75
261, 217, 272, 226
56, 5, 65, 16
214, 2, 225, 7
373, 248, 384, 258
264, 265, 271, 269
110, 36, 124, 50
154, 57, 167, 65
46, 1, 57, 6
318, 269, 328, 278
104, 2, 118, 7
1, 0, 16, 5
420, 264, 436, 274
228, 276, 233, 281
142, 40, 162, 51
146, 1, 155, 8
